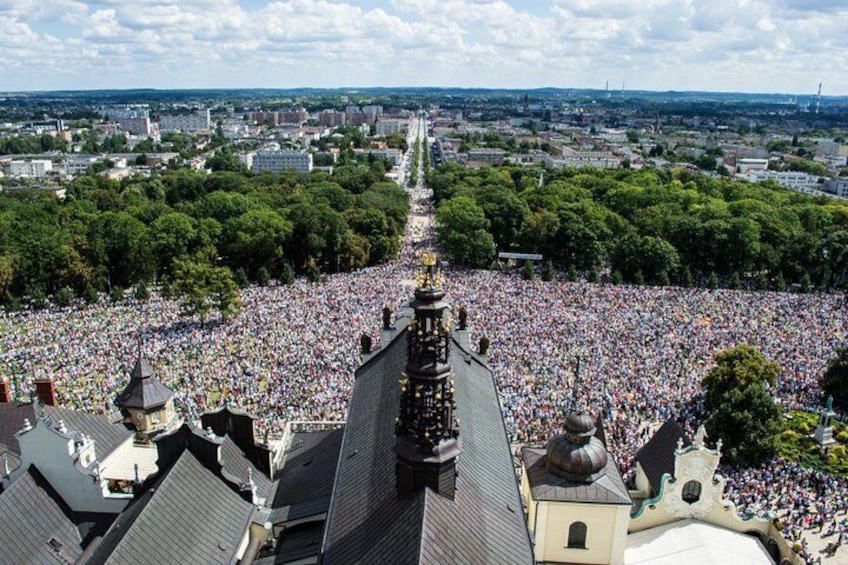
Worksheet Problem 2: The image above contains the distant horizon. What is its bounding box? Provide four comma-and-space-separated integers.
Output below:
2, 85, 845, 99
2, 0, 846, 95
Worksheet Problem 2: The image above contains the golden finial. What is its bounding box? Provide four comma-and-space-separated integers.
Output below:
422, 251, 437, 266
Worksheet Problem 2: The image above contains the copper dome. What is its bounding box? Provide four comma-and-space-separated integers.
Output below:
545, 410, 608, 483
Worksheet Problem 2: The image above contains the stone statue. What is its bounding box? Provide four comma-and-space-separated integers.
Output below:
478, 335, 490, 355
360, 333, 372, 354
827, 395, 834, 412
458, 306, 468, 330
382, 306, 392, 330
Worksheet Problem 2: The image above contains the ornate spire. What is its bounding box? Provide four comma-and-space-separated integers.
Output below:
395, 252, 461, 498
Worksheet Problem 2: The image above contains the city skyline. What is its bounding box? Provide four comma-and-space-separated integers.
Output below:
1, 0, 847, 95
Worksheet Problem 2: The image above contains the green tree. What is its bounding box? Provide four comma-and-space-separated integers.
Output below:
109, 285, 125, 303
0, 254, 16, 297
169, 257, 241, 323
541, 260, 554, 282
475, 188, 529, 251
134, 281, 151, 302
521, 260, 535, 281
702, 344, 780, 409
226, 209, 292, 279
729, 272, 742, 290
54, 287, 74, 308
149, 212, 197, 276
822, 347, 848, 410
705, 383, 782, 466
707, 271, 720, 289
436, 196, 496, 268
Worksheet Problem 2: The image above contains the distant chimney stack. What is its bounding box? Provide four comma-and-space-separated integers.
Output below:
0, 377, 11, 403
34, 377, 57, 406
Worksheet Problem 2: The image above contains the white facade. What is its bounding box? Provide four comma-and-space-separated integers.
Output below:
252, 149, 313, 173
739, 169, 822, 192
8, 159, 52, 178
546, 154, 621, 169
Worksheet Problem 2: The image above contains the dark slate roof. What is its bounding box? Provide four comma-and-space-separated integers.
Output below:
268, 428, 343, 521
220, 434, 271, 499
636, 420, 690, 496
0, 402, 36, 456
254, 521, 326, 565
92, 450, 254, 565
321, 329, 535, 564
114, 356, 174, 410
0, 465, 84, 564
43, 404, 133, 459
523, 447, 632, 506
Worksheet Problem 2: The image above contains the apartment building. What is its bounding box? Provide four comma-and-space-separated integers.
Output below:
251, 148, 313, 173
8, 159, 53, 178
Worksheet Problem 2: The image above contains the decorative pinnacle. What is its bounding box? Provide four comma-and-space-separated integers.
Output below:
422, 251, 437, 266
417, 251, 442, 292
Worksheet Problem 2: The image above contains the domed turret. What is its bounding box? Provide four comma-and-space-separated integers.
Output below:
545, 411, 608, 483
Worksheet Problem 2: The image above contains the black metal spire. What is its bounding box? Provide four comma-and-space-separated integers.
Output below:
395, 252, 461, 498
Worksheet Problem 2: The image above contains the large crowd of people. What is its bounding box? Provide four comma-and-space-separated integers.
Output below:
1, 158, 846, 563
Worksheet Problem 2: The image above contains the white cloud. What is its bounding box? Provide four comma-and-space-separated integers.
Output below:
0, 0, 844, 93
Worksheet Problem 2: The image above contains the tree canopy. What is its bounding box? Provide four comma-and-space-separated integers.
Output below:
702, 344, 783, 467
822, 347, 848, 410
702, 344, 780, 408
705, 382, 782, 467
428, 163, 848, 288
0, 158, 407, 309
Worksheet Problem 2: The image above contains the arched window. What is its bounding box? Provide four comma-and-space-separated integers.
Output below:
682, 480, 702, 504
567, 521, 587, 549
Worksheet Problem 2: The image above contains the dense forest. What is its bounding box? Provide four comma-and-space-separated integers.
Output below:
0, 159, 408, 309
430, 163, 848, 289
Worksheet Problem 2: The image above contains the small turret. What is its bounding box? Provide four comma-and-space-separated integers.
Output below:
115, 340, 177, 440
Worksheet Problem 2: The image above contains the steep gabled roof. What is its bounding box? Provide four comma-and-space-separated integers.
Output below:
43, 405, 133, 459
220, 434, 271, 499
636, 420, 690, 496
91, 450, 254, 565
114, 355, 173, 410
0, 465, 85, 564
320, 329, 534, 564
268, 427, 343, 524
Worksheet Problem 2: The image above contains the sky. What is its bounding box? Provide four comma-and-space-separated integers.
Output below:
1, 0, 846, 94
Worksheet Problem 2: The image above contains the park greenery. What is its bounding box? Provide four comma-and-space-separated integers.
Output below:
822, 347, 848, 411
702, 345, 783, 466
0, 158, 408, 318
779, 411, 848, 476
430, 163, 848, 288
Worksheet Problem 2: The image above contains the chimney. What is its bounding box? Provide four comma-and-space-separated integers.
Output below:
34, 377, 57, 406
0, 377, 11, 403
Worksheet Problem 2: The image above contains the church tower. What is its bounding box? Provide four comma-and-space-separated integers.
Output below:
115, 344, 178, 441
394, 252, 461, 498
521, 360, 632, 565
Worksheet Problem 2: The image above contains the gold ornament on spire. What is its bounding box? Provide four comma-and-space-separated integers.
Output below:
422, 251, 437, 266
417, 251, 442, 291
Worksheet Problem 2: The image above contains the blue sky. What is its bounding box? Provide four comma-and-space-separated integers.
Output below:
1, 0, 846, 94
